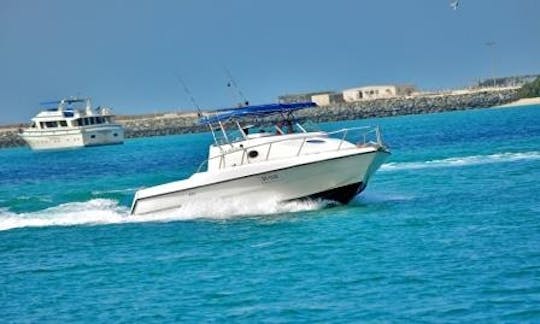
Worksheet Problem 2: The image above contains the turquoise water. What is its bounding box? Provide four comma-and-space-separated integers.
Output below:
1, 106, 539, 322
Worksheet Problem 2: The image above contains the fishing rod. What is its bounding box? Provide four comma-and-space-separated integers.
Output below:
224, 67, 249, 107
175, 74, 203, 117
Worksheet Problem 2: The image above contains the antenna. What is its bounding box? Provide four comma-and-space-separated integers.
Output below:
175, 74, 202, 117
224, 67, 249, 107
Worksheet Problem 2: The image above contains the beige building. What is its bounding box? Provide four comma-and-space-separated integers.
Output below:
342, 85, 416, 102
311, 93, 331, 106
311, 93, 345, 107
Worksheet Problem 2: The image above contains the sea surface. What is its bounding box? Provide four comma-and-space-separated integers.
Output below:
1, 106, 539, 322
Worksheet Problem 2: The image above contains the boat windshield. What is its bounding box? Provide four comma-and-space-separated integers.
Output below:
201, 102, 317, 145
298, 119, 321, 133
214, 117, 319, 145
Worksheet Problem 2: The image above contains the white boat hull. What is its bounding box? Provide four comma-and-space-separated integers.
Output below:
20, 125, 124, 150
131, 147, 389, 215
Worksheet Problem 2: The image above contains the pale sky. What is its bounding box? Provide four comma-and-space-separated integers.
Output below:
1, 0, 539, 123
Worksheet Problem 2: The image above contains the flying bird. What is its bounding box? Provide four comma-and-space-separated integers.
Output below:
450, 0, 459, 10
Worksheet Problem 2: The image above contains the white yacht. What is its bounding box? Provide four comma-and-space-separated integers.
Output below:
19, 98, 124, 150
130, 102, 390, 215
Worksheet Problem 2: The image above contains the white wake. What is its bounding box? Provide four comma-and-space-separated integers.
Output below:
0, 198, 328, 231
380, 151, 540, 172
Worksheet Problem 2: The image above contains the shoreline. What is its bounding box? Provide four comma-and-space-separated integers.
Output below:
0, 88, 522, 149
495, 97, 540, 108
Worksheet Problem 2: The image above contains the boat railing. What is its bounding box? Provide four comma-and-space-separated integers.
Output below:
197, 126, 384, 172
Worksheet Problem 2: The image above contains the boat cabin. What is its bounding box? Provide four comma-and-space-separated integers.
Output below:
198, 102, 381, 173
28, 98, 116, 130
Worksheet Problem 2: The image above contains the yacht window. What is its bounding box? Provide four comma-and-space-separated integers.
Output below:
31, 122, 36, 128
40, 122, 45, 129
59, 120, 68, 127
96, 117, 103, 124
90, 135, 96, 139
45, 121, 58, 128
83, 118, 89, 126
90, 117, 95, 125
306, 139, 326, 143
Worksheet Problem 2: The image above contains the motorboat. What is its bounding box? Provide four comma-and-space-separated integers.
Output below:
19, 97, 124, 150
130, 102, 390, 215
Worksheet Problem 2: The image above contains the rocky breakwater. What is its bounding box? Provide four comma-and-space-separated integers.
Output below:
0, 88, 520, 149
0, 126, 25, 149
120, 89, 519, 138
297, 88, 519, 122
116, 112, 205, 138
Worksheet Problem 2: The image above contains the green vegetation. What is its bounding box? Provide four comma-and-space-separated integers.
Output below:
518, 77, 540, 98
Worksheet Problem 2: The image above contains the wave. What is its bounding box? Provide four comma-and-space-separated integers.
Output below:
91, 187, 138, 195
380, 151, 540, 172
0, 198, 329, 232
0, 199, 129, 231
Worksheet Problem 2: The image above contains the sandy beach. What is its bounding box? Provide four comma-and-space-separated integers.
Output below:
496, 97, 540, 108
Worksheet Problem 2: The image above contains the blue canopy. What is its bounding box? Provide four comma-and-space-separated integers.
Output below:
200, 102, 316, 124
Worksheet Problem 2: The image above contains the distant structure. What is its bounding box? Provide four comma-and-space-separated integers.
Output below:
475, 74, 540, 89
342, 85, 417, 102
276, 74, 536, 107
278, 91, 345, 107
279, 91, 331, 104
311, 92, 345, 106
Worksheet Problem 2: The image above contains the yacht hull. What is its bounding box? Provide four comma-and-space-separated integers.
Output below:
20, 126, 124, 150
130, 148, 389, 215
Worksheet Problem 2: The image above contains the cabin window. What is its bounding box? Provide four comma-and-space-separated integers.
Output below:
248, 150, 259, 159
90, 135, 96, 139
96, 117, 103, 124
31, 122, 36, 128
39, 122, 45, 128
89, 117, 95, 125
59, 120, 68, 127
45, 121, 58, 128
113, 133, 118, 137
83, 118, 89, 126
